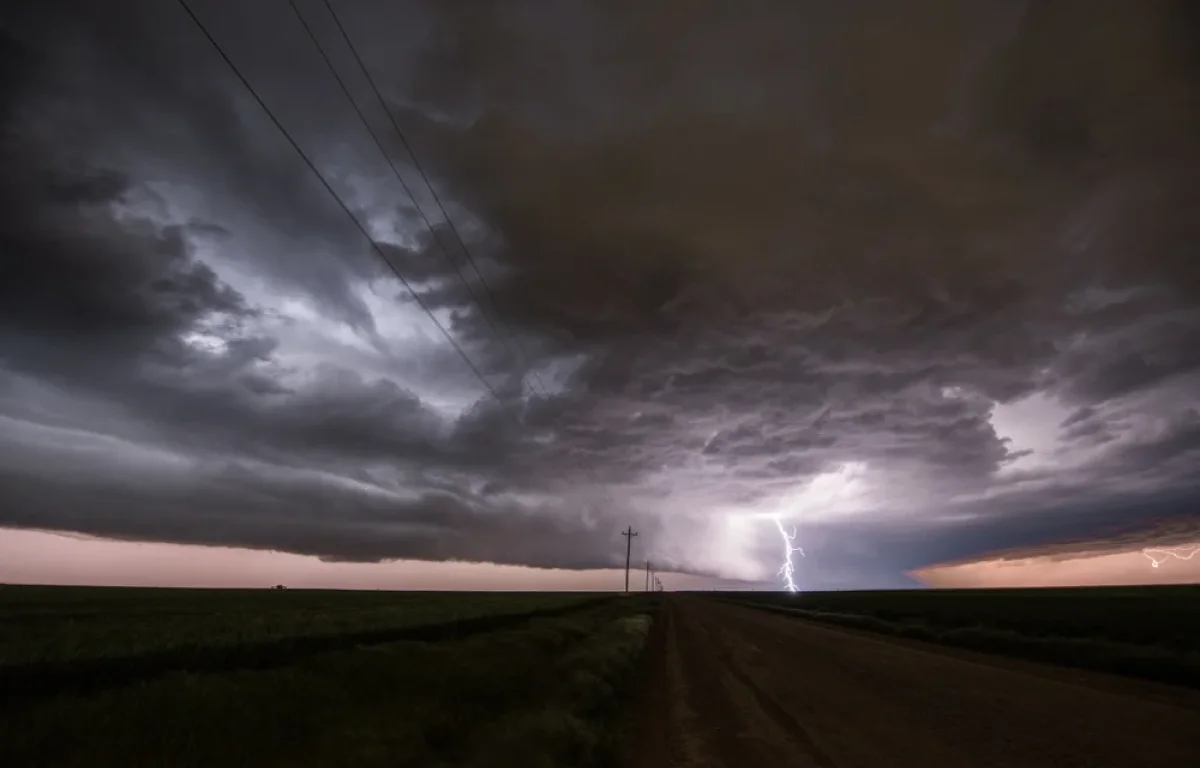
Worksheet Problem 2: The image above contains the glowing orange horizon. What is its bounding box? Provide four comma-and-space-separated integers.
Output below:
0, 527, 737, 591
912, 541, 1200, 588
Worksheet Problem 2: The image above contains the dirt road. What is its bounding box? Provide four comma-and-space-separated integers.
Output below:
628, 597, 1200, 768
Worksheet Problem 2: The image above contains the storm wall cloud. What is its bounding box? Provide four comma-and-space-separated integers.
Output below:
1, 0, 1198, 588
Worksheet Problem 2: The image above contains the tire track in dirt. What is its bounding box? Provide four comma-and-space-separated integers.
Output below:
692, 611, 836, 768
626, 597, 1200, 768
627, 600, 836, 768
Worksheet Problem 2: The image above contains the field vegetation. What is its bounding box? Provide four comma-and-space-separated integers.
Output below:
0, 585, 602, 699
0, 585, 655, 767
1, 586, 598, 666
723, 585, 1200, 687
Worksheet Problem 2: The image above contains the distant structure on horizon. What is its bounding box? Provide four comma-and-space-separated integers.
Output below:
272, 584, 287, 590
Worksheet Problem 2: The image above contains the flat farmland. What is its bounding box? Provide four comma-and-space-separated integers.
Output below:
726, 585, 1200, 646
1, 585, 598, 667
8, 585, 1199, 767
0, 586, 609, 701
720, 585, 1200, 686
625, 596, 1200, 768
0, 585, 656, 767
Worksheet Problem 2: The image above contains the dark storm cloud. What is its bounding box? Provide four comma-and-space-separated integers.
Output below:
1054, 307, 1200, 402
0, 164, 248, 354
1112, 410, 1200, 478
372, 0, 1200, 559
2, 0, 1200, 582
389, 0, 1199, 315
896, 492, 1200, 568
0, 153, 509, 480
1060, 414, 1116, 446
0, 434, 662, 569
2, 0, 411, 332
0, 118, 628, 570
0, 152, 520, 471
0, 1, 576, 571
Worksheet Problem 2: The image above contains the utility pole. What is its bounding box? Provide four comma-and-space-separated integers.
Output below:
622, 526, 638, 593
645, 560, 650, 592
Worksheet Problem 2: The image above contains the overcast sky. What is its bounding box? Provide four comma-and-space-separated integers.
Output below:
1, 0, 1198, 590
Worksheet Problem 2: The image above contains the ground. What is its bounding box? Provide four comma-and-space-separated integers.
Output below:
6, 586, 1200, 766
626, 597, 1200, 768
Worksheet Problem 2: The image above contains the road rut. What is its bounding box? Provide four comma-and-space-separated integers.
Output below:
629, 597, 1200, 768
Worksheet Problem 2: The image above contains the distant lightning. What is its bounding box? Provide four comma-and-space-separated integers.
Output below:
775, 518, 804, 592
766, 463, 863, 591
1141, 546, 1200, 568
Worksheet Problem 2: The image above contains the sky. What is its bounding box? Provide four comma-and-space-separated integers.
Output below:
1, 0, 1198, 591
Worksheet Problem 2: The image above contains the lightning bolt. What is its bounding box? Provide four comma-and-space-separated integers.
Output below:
1141, 546, 1200, 568
775, 518, 804, 592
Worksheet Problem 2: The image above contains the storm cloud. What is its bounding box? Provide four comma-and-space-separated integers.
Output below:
1, 0, 1198, 587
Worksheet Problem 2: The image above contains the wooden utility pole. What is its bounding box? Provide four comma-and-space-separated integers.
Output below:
622, 527, 638, 593
645, 560, 650, 592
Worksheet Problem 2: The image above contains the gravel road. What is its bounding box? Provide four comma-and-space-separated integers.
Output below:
627, 597, 1200, 768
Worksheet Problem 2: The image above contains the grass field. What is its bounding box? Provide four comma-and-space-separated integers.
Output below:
722, 585, 1200, 687
0, 585, 656, 767
0, 585, 608, 700
1, 585, 598, 667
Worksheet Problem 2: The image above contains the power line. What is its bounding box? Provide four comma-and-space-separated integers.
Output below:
174, 0, 501, 402
181, 0, 631, 563
312, 0, 635, 518
178, 0, 610, 485
285, 0, 528, 381
310, 1, 633, 513
622, 527, 638, 594
319, 0, 553, 399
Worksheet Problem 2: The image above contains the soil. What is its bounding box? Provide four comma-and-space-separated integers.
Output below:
625, 597, 1200, 768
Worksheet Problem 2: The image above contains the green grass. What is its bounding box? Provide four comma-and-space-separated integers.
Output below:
0, 585, 606, 699
721, 586, 1200, 687
0, 585, 599, 666
0, 586, 658, 767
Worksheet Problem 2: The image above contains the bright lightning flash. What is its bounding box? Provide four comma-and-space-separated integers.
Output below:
1141, 546, 1200, 568
775, 518, 804, 592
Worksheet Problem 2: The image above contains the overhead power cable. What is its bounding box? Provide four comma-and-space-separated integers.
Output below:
312, 0, 629, 512
286, 0, 529, 380
175, 0, 500, 401
301, 1, 622, 504
178, 0, 624, 517
318, 0, 557, 400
